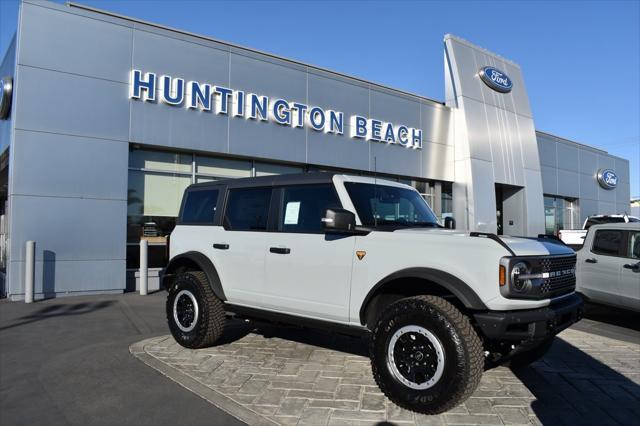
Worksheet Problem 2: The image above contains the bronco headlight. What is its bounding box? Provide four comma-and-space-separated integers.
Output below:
510, 262, 532, 293
500, 254, 577, 300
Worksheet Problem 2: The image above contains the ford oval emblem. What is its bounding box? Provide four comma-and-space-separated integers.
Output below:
479, 67, 513, 93
0, 76, 13, 120
596, 169, 618, 190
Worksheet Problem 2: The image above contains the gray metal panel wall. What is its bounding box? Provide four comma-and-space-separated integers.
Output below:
535, 131, 631, 222
7, 1, 131, 299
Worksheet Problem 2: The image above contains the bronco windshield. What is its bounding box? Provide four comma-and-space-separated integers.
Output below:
344, 182, 439, 228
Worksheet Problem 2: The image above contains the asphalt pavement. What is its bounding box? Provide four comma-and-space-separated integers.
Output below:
0, 291, 244, 426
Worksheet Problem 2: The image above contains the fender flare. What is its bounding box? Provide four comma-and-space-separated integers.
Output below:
359, 267, 487, 325
164, 251, 226, 301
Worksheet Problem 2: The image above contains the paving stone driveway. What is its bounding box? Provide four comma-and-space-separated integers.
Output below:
131, 322, 639, 426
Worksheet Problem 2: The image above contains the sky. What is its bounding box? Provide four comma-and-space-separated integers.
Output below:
1, 0, 639, 198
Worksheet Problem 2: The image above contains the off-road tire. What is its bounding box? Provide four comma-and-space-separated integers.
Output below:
166, 271, 225, 349
370, 296, 483, 414
508, 338, 554, 370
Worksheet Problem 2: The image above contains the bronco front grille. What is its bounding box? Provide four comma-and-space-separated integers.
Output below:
539, 255, 576, 298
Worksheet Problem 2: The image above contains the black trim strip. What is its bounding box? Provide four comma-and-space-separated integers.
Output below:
163, 252, 227, 301
473, 293, 583, 341
359, 267, 488, 325
225, 304, 369, 337
470, 232, 516, 256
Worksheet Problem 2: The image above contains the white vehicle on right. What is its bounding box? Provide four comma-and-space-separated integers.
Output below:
559, 214, 639, 248
576, 222, 640, 312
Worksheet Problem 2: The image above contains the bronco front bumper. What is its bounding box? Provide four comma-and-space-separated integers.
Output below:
473, 293, 583, 341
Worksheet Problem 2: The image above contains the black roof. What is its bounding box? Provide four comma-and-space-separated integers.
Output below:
187, 171, 338, 190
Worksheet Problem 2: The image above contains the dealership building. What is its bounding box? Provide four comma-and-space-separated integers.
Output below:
0, 0, 631, 299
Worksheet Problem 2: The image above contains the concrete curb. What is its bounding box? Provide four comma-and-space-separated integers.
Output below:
129, 337, 277, 426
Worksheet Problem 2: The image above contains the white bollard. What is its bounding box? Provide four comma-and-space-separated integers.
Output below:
25, 240, 35, 303
139, 239, 148, 296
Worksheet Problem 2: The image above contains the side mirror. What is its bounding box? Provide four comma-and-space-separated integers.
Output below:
322, 208, 356, 232
444, 217, 456, 229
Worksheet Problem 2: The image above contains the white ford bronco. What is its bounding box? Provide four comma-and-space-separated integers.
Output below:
164, 173, 583, 413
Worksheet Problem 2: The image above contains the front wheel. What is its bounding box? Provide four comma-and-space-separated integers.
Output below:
166, 271, 226, 349
370, 296, 483, 414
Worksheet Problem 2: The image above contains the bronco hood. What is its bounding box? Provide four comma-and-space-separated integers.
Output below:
497, 235, 574, 256
394, 228, 574, 256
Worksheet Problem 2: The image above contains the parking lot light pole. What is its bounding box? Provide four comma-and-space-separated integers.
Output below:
25, 241, 35, 303
139, 239, 148, 296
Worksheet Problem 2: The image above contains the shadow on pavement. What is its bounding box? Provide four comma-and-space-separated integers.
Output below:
514, 338, 639, 426
220, 316, 369, 356
0, 300, 115, 331
582, 302, 640, 331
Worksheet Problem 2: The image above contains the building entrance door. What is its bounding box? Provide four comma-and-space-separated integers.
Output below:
495, 184, 525, 236
495, 185, 504, 235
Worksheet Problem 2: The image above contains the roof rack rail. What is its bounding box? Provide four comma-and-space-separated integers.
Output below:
469, 232, 516, 256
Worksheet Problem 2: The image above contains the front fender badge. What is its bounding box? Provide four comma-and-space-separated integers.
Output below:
356, 250, 366, 260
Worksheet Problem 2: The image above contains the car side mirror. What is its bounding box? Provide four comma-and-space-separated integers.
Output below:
322, 208, 356, 232
444, 217, 456, 229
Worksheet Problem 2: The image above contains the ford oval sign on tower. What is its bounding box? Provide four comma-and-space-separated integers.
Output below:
596, 169, 618, 190
479, 67, 513, 93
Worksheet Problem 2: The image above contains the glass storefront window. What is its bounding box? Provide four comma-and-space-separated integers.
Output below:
544, 195, 578, 235
196, 156, 252, 178
196, 176, 217, 184
255, 162, 304, 176
129, 148, 192, 173
128, 170, 191, 217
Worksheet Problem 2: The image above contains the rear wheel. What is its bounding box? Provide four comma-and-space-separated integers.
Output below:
166, 271, 225, 349
370, 296, 483, 414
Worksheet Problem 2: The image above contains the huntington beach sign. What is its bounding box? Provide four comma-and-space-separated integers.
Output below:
129, 70, 423, 149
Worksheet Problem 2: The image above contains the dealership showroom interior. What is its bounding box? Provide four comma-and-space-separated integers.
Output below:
0, 1, 638, 426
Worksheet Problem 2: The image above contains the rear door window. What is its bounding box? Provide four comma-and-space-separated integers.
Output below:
592, 230, 624, 256
224, 187, 272, 231
181, 189, 219, 224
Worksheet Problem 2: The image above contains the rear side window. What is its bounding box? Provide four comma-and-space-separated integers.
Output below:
592, 230, 623, 256
278, 184, 342, 233
181, 189, 219, 224
224, 187, 272, 231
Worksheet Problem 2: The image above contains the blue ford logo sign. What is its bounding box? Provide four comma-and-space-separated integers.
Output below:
596, 169, 618, 189
479, 67, 513, 93
0, 76, 12, 120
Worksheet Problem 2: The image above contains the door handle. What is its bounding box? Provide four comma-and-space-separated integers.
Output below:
623, 263, 640, 271
269, 247, 291, 254
585, 258, 597, 264
213, 243, 229, 250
